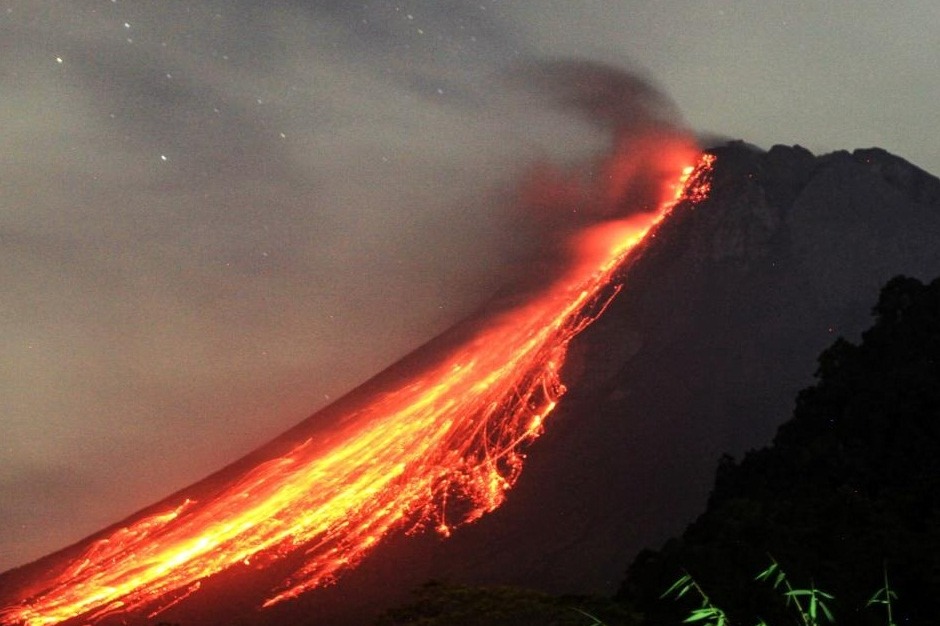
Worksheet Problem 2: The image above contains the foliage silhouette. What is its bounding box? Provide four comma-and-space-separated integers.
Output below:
618, 275, 940, 626
373, 580, 637, 626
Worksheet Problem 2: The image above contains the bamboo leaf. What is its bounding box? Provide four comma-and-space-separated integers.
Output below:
683, 608, 718, 622
662, 574, 693, 599
659, 574, 692, 599
756, 562, 778, 582
571, 607, 605, 625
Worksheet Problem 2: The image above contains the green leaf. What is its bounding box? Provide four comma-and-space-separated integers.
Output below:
684, 607, 718, 622
805, 591, 835, 625
662, 574, 693, 599
756, 562, 778, 582
685, 607, 727, 624
571, 607, 605, 625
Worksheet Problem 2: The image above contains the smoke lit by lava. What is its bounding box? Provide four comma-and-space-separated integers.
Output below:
0, 63, 715, 626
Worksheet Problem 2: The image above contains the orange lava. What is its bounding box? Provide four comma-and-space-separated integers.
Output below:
0, 154, 714, 626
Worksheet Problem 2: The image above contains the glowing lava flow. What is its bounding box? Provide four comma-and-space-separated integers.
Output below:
1, 155, 714, 626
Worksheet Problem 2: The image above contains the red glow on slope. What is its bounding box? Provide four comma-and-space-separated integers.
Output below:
0, 153, 714, 626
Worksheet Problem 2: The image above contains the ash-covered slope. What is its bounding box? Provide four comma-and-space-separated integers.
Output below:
5, 142, 940, 626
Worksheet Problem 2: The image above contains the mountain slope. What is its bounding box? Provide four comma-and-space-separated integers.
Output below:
4, 142, 940, 626
266, 141, 940, 625
412, 141, 940, 596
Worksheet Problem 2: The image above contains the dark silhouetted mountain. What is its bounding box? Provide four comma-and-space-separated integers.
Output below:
618, 275, 940, 626
239, 141, 940, 624
403, 141, 940, 600
4, 142, 940, 626
374, 580, 635, 626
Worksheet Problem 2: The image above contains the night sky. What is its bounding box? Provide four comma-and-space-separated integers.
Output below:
2, 1, 938, 573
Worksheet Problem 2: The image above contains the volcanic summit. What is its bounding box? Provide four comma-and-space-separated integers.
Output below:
3, 141, 940, 626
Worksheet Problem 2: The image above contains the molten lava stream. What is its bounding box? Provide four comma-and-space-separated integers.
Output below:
0, 155, 715, 626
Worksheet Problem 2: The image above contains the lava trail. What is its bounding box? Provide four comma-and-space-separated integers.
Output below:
0, 155, 715, 626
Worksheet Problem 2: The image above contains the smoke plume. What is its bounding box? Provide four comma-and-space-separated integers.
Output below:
497, 59, 698, 281
0, 1, 693, 573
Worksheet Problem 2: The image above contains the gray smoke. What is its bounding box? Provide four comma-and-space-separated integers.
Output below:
0, 2, 692, 572
512, 59, 684, 130
496, 59, 697, 276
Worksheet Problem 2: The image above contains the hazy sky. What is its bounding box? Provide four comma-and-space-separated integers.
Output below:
2, 1, 938, 572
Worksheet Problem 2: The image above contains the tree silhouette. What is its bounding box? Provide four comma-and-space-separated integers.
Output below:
618, 275, 940, 626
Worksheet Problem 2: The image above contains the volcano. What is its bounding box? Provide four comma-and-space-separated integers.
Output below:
4, 141, 940, 626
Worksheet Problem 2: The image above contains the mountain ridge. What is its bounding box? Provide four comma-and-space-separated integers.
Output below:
3, 141, 940, 626
221, 140, 940, 624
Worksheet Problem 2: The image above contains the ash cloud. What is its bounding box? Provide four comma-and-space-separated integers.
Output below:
0, 2, 692, 572
497, 59, 698, 275
513, 59, 684, 131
